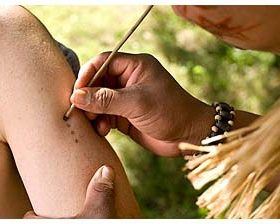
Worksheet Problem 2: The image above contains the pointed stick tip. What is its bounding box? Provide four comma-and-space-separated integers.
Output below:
63, 115, 69, 121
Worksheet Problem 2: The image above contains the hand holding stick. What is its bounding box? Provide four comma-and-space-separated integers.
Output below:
63, 5, 154, 121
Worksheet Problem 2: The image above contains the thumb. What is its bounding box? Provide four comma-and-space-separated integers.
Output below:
70, 86, 143, 118
77, 165, 116, 218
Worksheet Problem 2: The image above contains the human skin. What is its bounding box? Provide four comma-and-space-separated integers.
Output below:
2, 5, 276, 219
71, 52, 258, 157
70, 6, 279, 188
172, 6, 280, 53
0, 142, 32, 218
24, 165, 116, 218
0, 6, 139, 218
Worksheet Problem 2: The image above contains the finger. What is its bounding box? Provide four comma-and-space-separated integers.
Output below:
109, 115, 117, 129
78, 165, 115, 218
94, 115, 131, 137
23, 211, 45, 219
114, 116, 131, 135
75, 52, 142, 90
96, 115, 111, 136
85, 111, 97, 120
74, 52, 111, 90
70, 86, 145, 118
90, 115, 112, 137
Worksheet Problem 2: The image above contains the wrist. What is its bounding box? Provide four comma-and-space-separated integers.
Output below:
182, 102, 259, 146
182, 100, 215, 145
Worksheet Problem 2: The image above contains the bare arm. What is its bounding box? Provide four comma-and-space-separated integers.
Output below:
0, 6, 139, 218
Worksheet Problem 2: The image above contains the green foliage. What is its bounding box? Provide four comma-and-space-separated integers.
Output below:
27, 5, 280, 218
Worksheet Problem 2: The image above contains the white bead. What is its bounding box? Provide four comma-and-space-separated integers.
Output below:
215, 115, 221, 120
211, 126, 218, 132
216, 106, 222, 112
230, 111, 236, 116
228, 120, 234, 126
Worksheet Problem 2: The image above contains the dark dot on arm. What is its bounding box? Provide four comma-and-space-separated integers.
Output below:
75, 139, 79, 143
71, 130, 74, 135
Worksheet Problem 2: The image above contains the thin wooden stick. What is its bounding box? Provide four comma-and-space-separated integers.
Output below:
63, 5, 154, 121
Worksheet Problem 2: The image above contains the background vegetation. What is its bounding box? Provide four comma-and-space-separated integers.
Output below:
27, 5, 280, 218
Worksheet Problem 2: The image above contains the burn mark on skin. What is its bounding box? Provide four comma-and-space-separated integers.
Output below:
197, 15, 260, 40
63, 116, 69, 121
65, 121, 79, 143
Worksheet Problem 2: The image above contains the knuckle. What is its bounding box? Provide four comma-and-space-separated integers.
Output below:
99, 51, 111, 60
137, 53, 160, 70
88, 52, 111, 68
94, 88, 114, 112
93, 180, 114, 193
138, 53, 157, 63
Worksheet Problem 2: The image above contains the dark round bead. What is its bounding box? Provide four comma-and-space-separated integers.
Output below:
212, 102, 219, 107
218, 110, 234, 120
216, 120, 231, 132
218, 102, 233, 111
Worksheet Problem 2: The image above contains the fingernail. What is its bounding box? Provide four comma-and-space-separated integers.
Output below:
71, 89, 90, 106
101, 165, 115, 183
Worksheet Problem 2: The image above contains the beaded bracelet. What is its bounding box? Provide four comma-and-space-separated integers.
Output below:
202, 102, 235, 146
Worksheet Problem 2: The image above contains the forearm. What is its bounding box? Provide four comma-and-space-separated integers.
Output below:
234, 110, 260, 129
0, 6, 139, 218
185, 101, 259, 145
